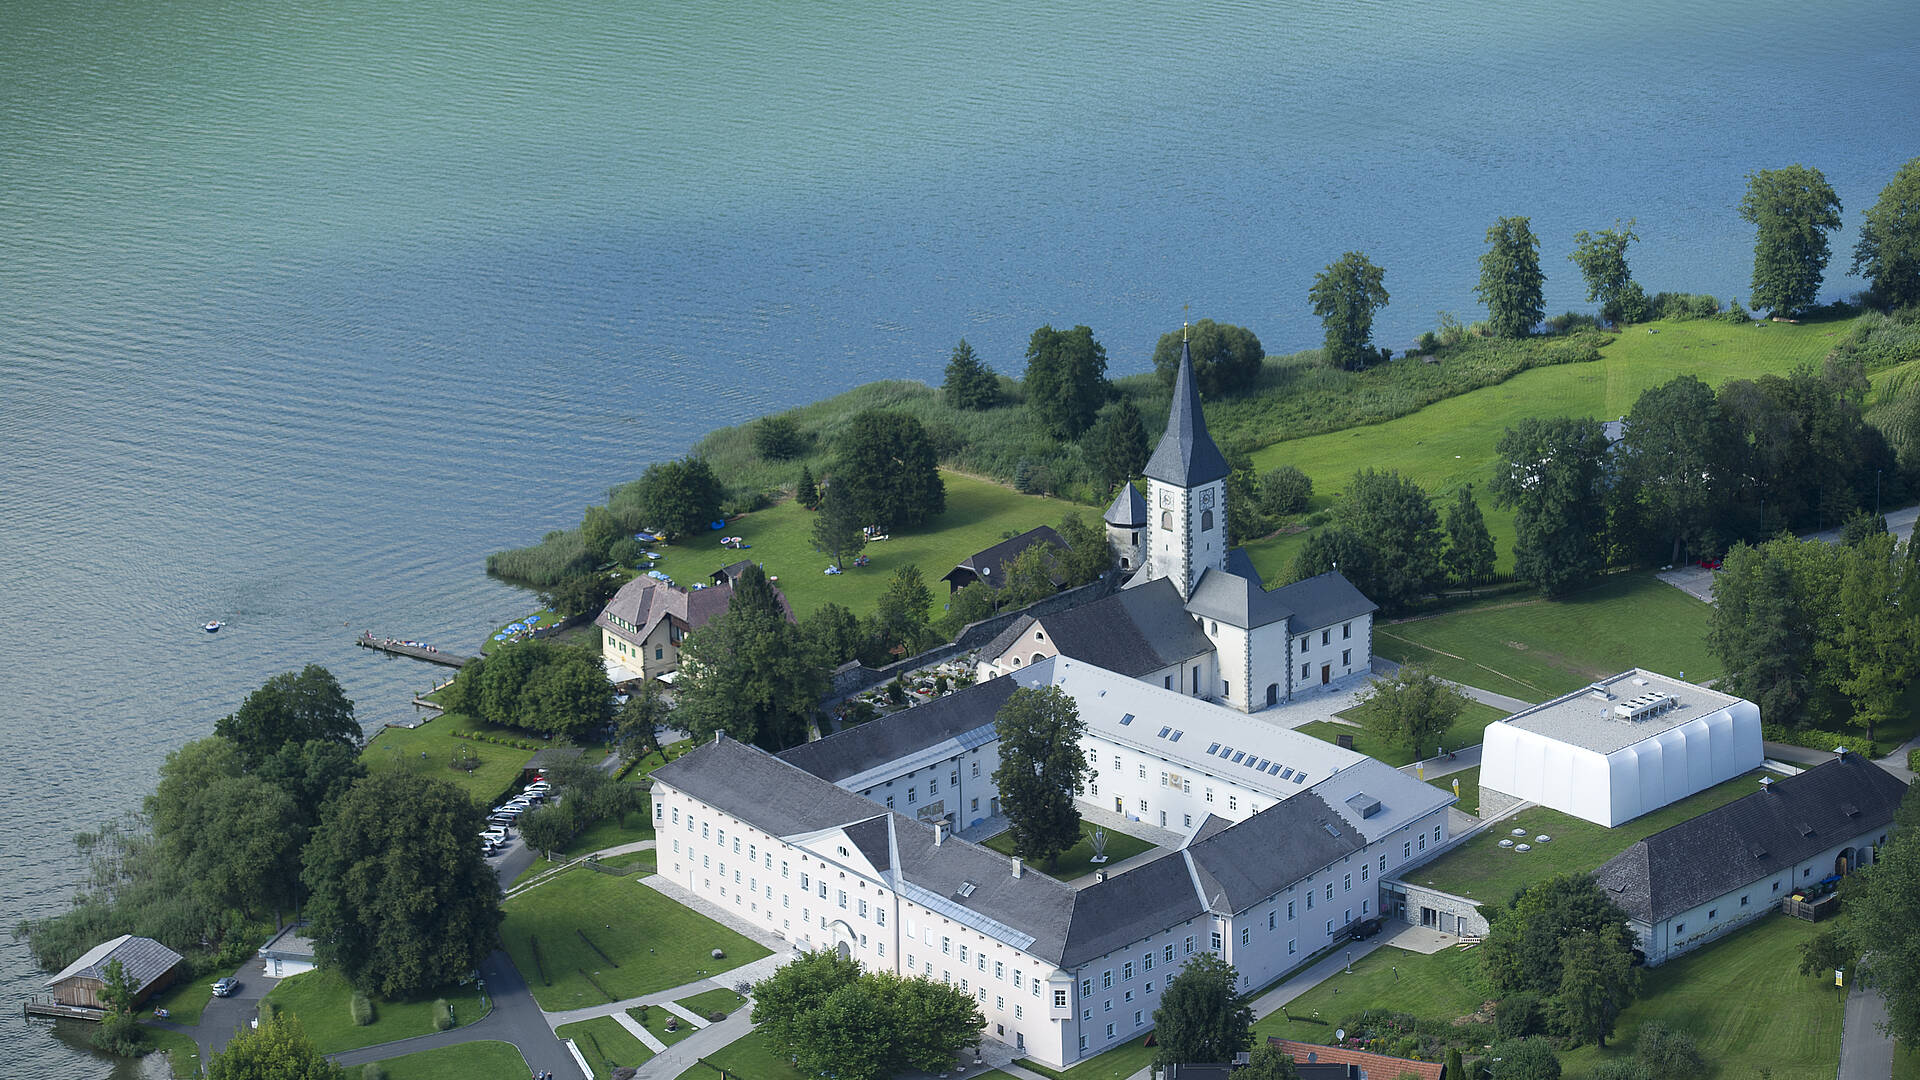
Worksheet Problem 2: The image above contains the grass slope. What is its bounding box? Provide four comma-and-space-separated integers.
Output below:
1430, 766, 1480, 816
673, 1027, 810, 1080
674, 987, 748, 1019
1371, 573, 1721, 705
1016, 1036, 1157, 1080
1559, 915, 1842, 1080
556, 1016, 653, 1078
343, 1040, 526, 1080
500, 869, 770, 1011
360, 711, 536, 807
982, 820, 1156, 881
1250, 940, 1491, 1043
1296, 700, 1508, 767
641, 470, 1080, 621
262, 968, 484, 1055
1415, 769, 1768, 903
1239, 314, 1861, 582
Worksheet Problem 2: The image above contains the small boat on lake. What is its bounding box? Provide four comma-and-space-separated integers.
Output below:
204, 620, 225, 633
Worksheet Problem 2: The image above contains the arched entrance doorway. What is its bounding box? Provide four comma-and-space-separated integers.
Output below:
1266, 683, 1279, 707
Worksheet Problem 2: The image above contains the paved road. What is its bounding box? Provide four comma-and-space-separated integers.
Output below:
1839, 983, 1894, 1080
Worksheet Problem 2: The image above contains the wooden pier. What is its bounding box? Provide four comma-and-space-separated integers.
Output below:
24, 997, 103, 1021
355, 633, 474, 668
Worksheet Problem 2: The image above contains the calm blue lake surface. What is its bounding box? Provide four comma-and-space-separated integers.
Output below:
4, 0, 1917, 1071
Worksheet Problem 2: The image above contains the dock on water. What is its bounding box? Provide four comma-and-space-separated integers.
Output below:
25, 998, 104, 1021
355, 633, 473, 668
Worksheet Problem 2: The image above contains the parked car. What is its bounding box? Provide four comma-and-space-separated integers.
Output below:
211, 977, 239, 997
1348, 917, 1383, 942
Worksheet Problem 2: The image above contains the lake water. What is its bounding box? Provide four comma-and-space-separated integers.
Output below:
4, 0, 1916, 1072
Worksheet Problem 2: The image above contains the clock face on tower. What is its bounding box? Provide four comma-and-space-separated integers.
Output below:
1159, 490, 1172, 508
1198, 488, 1215, 509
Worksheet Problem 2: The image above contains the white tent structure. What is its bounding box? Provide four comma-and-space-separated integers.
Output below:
1480, 670, 1762, 827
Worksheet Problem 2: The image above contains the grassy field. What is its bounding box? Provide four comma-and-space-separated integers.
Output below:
1430, 766, 1480, 816
1371, 573, 1721, 704
145, 1026, 201, 1078
500, 868, 770, 1011
1296, 700, 1508, 767
675, 986, 749, 1019
1415, 769, 1769, 904
982, 820, 1157, 881
1240, 313, 1862, 583
261, 968, 485, 1054
1250, 938, 1492, 1042
561, 805, 655, 856
641, 470, 1081, 621
1558, 915, 1843, 1080
630, 1003, 695, 1047
145, 974, 215, 1027
674, 1027, 810, 1080
556, 1015, 653, 1078
1016, 1035, 1157, 1080
343, 1040, 526, 1080
361, 710, 537, 807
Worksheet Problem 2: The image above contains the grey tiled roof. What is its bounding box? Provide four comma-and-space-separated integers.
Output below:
1144, 340, 1231, 488
778, 677, 1019, 783
1265, 572, 1377, 628
48, 935, 184, 991
1225, 548, 1265, 587
1104, 484, 1147, 527
943, 526, 1068, 590
655, 735, 906, 840
1020, 577, 1212, 677
1061, 852, 1206, 968
1593, 755, 1909, 924
1186, 568, 1293, 629
1185, 790, 1367, 912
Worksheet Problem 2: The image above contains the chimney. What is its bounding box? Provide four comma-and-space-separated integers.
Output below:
1097, 869, 1108, 882
1011, 856, 1024, 879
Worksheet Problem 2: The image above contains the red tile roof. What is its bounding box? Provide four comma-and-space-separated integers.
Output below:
1270, 1039, 1445, 1080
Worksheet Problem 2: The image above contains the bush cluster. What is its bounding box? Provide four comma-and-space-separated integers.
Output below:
1760, 723, 1878, 757
447, 729, 542, 751
350, 990, 375, 1027
432, 998, 455, 1031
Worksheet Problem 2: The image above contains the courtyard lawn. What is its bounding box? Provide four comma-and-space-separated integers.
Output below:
1016, 1036, 1157, 1080
1250, 940, 1492, 1043
1430, 766, 1480, 816
360, 710, 536, 806
1415, 769, 1769, 905
1296, 700, 1508, 767
1239, 313, 1861, 584
674, 1027, 809, 1080
261, 968, 485, 1054
343, 1041, 526, 1080
629, 1003, 695, 1047
1558, 915, 1843, 1080
556, 1016, 653, 1079
983, 820, 1157, 881
559, 803, 654, 858
675, 986, 748, 1020
655, 470, 1082, 621
500, 868, 770, 1011
1370, 573, 1721, 704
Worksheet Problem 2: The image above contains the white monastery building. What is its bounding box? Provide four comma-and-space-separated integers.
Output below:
1479, 669, 1763, 828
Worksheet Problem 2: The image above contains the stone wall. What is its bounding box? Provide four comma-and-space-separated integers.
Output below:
1389, 882, 1491, 937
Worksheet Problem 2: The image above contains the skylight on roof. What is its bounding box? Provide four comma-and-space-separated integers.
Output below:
957, 881, 977, 898
1119, 713, 1134, 726
1231, 751, 1246, 764
1257, 759, 1271, 771
1294, 773, 1307, 784
1157, 726, 1172, 738
1207, 742, 1220, 755
1170, 730, 1183, 742
1281, 767, 1293, 779
1322, 823, 1340, 838
1268, 764, 1282, 775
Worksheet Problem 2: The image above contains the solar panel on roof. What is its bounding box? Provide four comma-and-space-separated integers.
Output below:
1119, 713, 1134, 726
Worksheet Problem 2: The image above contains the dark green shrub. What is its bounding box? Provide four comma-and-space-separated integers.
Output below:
1259, 466, 1313, 517
1494, 991, 1544, 1039
350, 990, 375, 1026
432, 998, 454, 1031
363, 1065, 390, 1080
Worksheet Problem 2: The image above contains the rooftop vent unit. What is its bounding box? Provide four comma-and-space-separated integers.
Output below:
1345, 793, 1383, 818
1613, 691, 1676, 721
1586, 682, 1613, 700
1322, 823, 1341, 838
957, 880, 978, 898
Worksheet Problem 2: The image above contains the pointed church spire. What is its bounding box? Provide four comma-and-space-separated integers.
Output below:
1143, 336, 1230, 487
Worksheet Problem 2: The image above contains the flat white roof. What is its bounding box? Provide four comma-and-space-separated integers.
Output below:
1043, 657, 1363, 798
1499, 669, 1745, 755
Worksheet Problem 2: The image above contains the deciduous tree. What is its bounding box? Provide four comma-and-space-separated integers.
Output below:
1087, 398, 1150, 493
1442, 484, 1496, 593
1353, 665, 1468, 758
1486, 1037, 1561, 1080
943, 339, 1000, 410
206, 1014, 342, 1080
1853, 157, 1920, 310
1555, 924, 1639, 1047
1331, 468, 1443, 613
441, 640, 612, 740
991, 686, 1090, 868
1310, 253, 1391, 370
834, 410, 946, 531
674, 564, 822, 751
810, 483, 866, 569
216, 666, 359, 769
1054, 512, 1113, 587
1290, 526, 1378, 597
754, 413, 804, 460
1025, 325, 1111, 438
1260, 466, 1313, 518
614, 682, 668, 763
632, 456, 725, 540
303, 771, 502, 998
1477, 217, 1546, 338
1846, 813, 1920, 1044
872, 563, 937, 658
1619, 375, 1739, 566
1152, 319, 1266, 394
1569, 221, 1642, 325
1740, 165, 1843, 316
1491, 417, 1611, 596
1152, 953, 1254, 1068
1243, 1042, 1305, 1080
1482, 874, 1638, 1037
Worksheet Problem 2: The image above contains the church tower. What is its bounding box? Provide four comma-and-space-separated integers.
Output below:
1142, 335, 1230, 599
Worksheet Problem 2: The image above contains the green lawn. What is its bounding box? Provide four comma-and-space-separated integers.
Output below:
556, 1016, 653, 1078
1896, 1044, 1920, 1080
560, 804, 655, 857
629, 1002, 695, 1046
500, 868, 771, 1010
1430, 766, 1480, 816
1559, 915, 1843, 1080
982, 820, 1158, 881
343, 1040, 526, 1080
361, 710, 536, 807
659, 470, 1081, 621
1297, 700, 1508, 767
261, 968, 484, 1054
1240, 313, 1861, 584
675, 986, 748, 1020
145, 974, 215, 1026
674, 1027, 809, 1080
1371, 573, 1721, 704
145, 1026, 201, 1078
480, 606, 567, 655
1250, 939, 1492, 1043
1016, 1035, 1157, 1080
1415, 769, 1770, 904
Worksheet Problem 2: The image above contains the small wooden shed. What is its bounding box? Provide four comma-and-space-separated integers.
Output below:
45, 935, 185, 1012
